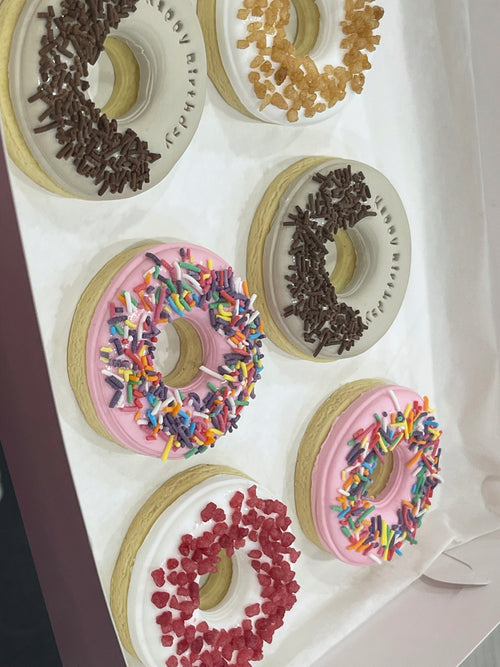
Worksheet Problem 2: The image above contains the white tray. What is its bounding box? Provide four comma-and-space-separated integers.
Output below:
6, 1, 500, 665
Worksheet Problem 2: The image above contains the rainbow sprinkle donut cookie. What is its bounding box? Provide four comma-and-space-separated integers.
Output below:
247, 156, 411, 361
295, 379, 442, 566
197, 0, 383, 124
0, 0, 206, 198
110, 464, 300, 666
68, 243, 265, 460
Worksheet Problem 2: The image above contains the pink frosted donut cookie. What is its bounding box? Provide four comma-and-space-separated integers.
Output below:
110, 465, 301, 667
68, 243, 265, 460
295, 380, 442, 565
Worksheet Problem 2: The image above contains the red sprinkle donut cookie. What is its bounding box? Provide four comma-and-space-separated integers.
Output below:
295, 380, 443, 566
68, 243, 265, 460
110, 465, 301, 666
247, 157, 410, 361
0, 0, 206, 198
198, 0, 383, 124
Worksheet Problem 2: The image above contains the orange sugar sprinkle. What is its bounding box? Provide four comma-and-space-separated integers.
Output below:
117, 293, 127, 306
139, 292, 151, 311
343, 476, 354, 489
356, 540, 369, 553
145, 271, 151, 285
347, 537, 365, 551
134, 410, 141, 422
406, 450, 423, 468
242, 281, 250, 297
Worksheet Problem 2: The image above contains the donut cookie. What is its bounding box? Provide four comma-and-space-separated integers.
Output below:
197, 0, 383, 124
111, 464, 300, 666
68, 243, 265, 460
295, 380, 442, 565
0, 0, 206, 198
247, 156, 411, 360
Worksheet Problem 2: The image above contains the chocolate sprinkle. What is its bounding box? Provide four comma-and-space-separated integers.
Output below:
283, 166, 376, 356
30, 1, 161, 197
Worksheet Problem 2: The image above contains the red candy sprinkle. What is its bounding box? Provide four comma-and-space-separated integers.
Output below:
151, 592, 170, 609
229, 491, 244, 508
201, 502, 217, 522
191, 636, 203, 654
245, 603, 260, 617
213, 507, 226, 522
151, 568, 166, 587
181, 557, 197, 573
156, 610, 172, 628
176, 638, 189, 655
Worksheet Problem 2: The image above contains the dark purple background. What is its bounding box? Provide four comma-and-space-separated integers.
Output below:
0, 140, 125, 667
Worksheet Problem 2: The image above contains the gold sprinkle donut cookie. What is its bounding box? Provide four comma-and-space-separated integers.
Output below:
197, 0, 383, 124
111, 464, 301, 666
0, 0, 206, 198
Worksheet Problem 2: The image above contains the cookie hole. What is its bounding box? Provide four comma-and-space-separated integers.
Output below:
155, 319, 203, 388
291, 0, 320, 57
87, 37, 140, 119
198, 546, 260, 630
199, 550, 233, 611
368, 450, 394, 499
325, 230, 357, 294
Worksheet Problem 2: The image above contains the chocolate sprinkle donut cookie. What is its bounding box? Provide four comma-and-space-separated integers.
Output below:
247, 157, 411, 361
0, 0, 206, 199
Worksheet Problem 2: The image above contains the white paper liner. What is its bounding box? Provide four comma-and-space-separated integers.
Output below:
5, 0, 500, 665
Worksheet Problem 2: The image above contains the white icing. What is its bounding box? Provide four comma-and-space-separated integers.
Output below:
215, 0, 350, 125
263, 158, 411, 358
8, 0, 206, 199
127, 476, 281, 666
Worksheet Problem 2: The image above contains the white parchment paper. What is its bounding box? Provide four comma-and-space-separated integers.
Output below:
5, 0, 500, 665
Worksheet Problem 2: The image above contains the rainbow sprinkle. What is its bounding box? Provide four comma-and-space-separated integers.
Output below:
331, 399, 442, 562
99, 248, 265, 458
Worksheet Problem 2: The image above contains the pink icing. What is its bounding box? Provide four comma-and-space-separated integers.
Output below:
311, 384, 439, 566
85, 243, 263, 459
